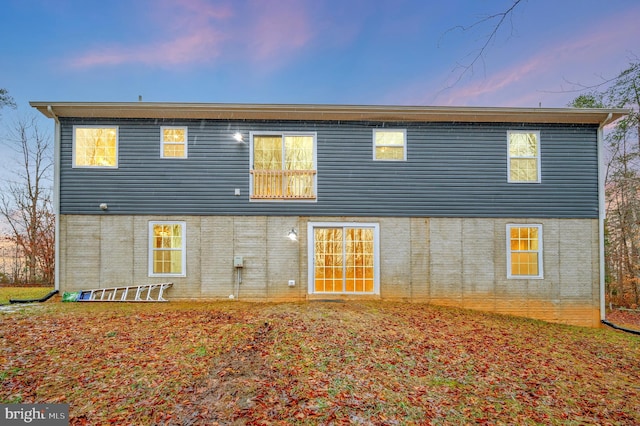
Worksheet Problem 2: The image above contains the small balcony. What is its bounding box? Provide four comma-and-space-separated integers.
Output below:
250, 169, 317, 200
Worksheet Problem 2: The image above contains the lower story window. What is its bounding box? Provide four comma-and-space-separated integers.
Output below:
149, 221, 186, 277
507, 224, 543, 279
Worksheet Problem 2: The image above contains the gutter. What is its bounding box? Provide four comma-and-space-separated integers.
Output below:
597, 112, 640, 333
600, 112, 615, 128
30, 101, 629, 125
47, 105, 61, 292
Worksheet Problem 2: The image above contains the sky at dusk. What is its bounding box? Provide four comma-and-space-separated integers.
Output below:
1, 0, 638, 111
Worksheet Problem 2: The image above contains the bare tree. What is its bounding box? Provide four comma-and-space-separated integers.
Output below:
0, 115, 54, 285
441, 0, 525, 87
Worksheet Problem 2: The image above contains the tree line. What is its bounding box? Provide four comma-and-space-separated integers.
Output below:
0, 91, 54, 285
570, 62, 640, 308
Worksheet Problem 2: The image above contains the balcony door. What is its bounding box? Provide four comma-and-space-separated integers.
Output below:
250, 132, 317, 200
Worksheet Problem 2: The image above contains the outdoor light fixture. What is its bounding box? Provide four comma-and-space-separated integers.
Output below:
287, 228, 298, 241
233, 132, 244, 142
99, 203, 108, 211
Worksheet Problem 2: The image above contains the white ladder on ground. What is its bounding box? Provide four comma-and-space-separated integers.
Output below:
78, 283, 173, 302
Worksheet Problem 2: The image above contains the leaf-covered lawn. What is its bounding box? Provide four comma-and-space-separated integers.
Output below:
1, 301, 639, 425
607, 309, 640, 331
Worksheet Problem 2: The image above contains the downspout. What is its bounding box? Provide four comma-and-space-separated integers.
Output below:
47, 105, 61, 292
601, 318, 640, 335
598, 113, 613, 323
10, 289, 59, 304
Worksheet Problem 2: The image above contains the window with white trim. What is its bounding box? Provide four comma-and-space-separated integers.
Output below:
161, 126, 188, 158
250, 132, 317, 200
149, 222, 186, 277
507, 224, 543, 279
373, 129, 406, 161
508, 131, 540, 183
73, 126, 118, 168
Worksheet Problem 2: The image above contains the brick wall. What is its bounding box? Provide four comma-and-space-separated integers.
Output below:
59, 215, 600, 326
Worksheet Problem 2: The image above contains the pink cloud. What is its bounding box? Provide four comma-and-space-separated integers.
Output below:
447, 56, 548, 101
171, 0, 233, 21
70, 28, 226, 68
68, 0, 233, 69
243, 0, 313, 62
402, 5, 640, 107
67, 0, 315, 70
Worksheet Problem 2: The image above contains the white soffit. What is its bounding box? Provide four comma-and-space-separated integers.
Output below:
30, 102, 629, 125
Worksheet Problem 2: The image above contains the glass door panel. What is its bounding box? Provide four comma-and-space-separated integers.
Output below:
314, 226, 375, 293
314, 228, 343, 292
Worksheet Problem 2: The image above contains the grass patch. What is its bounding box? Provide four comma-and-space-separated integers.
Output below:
0, 301, 638, 424
0, 286, 54, 305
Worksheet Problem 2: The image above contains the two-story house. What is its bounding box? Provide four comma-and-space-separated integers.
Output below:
31, 102, 627, 327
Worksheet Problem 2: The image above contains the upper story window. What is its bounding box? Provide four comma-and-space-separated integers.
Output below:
161, 126, 187, 158
73, 126, 118, 168
508, 131, 540, 183
507, 224, 543, 279
250, 132, 317, 200
373, 129, 406, 161
149, 221, 186, 277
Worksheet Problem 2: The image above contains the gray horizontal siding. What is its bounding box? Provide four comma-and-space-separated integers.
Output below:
58, 118, 599, 218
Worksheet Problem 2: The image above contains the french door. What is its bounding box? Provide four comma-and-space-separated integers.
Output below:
308, 223, 379, 294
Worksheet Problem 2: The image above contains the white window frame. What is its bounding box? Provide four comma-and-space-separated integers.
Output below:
72, 125, 119, 168
507, 130, 541, 183
249, 131, 318, 202
160, 126, 188, 159
373, 129, 407, 161
148, 221, 187, 277
307, 222, 380, 295
506, 224, 544, 279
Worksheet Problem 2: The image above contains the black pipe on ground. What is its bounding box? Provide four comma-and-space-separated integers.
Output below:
9, 290, 59, 304
601, 319, 640, 336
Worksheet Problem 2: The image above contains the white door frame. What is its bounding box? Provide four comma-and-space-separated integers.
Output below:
307, 222, 380, 295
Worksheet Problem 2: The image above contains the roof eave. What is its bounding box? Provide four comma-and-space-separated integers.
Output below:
29, 102, 630, 125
